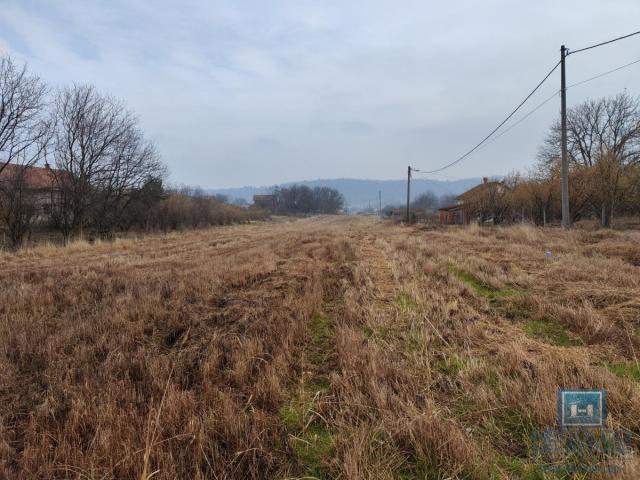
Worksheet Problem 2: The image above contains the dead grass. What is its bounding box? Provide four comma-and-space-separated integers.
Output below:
1, 217, 639, 478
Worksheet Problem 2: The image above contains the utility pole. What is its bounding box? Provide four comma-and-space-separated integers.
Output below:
378, 190, 382, 217
406, 166, 411, 223
560, 45, 571, 229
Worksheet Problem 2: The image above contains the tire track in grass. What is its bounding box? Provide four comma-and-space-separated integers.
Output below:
280, 261, 351, 479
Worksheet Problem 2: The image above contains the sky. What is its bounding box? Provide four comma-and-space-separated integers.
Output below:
0, 1, 639, 188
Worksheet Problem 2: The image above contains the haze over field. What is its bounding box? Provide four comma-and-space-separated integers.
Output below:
206, 177, 483, 208
1, 1, 639, 188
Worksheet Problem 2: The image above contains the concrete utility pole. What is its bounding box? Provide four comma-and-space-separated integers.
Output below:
406, 166, 411, 223
560, 45, 571, 229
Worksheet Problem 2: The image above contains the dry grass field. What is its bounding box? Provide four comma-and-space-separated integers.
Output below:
1, 216, 639, 479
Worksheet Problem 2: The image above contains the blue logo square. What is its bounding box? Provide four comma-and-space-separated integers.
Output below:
558, 390, 606, 427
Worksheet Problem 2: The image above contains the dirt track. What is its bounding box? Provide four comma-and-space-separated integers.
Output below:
1, 216, 639, 479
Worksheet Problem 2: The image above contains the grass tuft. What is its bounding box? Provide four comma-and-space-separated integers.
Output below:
436, 354, 466, 376
450, 267, 527, 299
288, 425, 334, 479
396, 292, 418, 311
603, 360, 640, 382
523, 319, 583, 347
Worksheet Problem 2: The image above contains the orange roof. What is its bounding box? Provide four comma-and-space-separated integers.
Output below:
456, 180, 504, 202
0, 163, 60, 189
438, 204, 463, 212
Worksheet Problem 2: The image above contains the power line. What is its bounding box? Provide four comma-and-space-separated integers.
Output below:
567, 58, 640, 88
415, 60, 561, 174
410, 30, 640, 176
568, 30, 640, 56
411, 169, 458, 179
478, 90, 559, 150
460, 57, 640, 152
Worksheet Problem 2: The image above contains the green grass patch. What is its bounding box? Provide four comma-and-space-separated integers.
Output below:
395, 459, 443, 480
436, 354, 466, 376
280, 311, 336, 478
281, 395, 334, 478
524, 319, 583, 347
288, 424, 334, 479
483, 409, 538, 458
281, 397, 308, 431
395, 292, 418, 312
493, 456, 546, 480
603, 360, 640, 382
449, 267, 527, 300
451, 268, 495, 297
307, 313, 333, 366
309, 313, 332, 348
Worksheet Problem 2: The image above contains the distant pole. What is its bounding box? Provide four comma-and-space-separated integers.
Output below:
406, 166, 411, 223
378, 190, 382, 217
560, 45, 571, 229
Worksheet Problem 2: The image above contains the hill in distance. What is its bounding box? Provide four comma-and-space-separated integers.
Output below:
206, 177, 485, 210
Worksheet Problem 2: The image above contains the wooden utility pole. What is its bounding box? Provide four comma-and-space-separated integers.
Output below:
560, 45, 571, 229
406, 166, 411, 223
378, 190, 382, 217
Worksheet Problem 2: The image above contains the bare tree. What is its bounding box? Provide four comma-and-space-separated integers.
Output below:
50, 85, 136, 238
539, 93, 640, 226
0, 56, 49, 176
0, 156, 38, 247
513, 174, 556, 226
590, 151, 627, 227
93, 125, 165, 234
411, 191, 439, 213
463, 179, 512, 225
540, 93, 640, 168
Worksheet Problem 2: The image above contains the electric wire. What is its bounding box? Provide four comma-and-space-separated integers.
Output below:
413, 55, 640, 171
414, 60, 561, 174
408, 31, 640, 175
567, 58, 640, 88
568, 30, 640, 55
478, 56, 640, 150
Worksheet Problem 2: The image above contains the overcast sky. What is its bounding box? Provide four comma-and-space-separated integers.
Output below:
1, 1, 639, 188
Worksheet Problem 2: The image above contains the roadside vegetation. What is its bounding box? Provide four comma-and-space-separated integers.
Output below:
0, 56, 267, 249
1, 217, 638, 479
400, 93, 640, 229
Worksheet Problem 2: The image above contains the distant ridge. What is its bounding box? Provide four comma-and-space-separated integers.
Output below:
206, 177, 485, 210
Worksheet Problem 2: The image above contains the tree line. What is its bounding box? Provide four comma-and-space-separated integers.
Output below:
428, 92, 640, 227
271, 185, 344, 214
0, 56, 264, 247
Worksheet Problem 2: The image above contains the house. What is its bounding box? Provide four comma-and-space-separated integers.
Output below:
0, 163, 62, 215
438, 204, 465, 225
252, 194, 275, 211
439, 177, 507, 225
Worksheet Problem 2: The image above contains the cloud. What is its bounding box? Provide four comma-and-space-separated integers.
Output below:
0, 0, 639, 187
